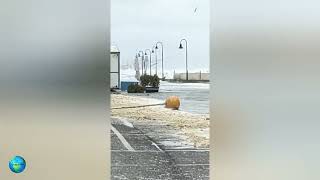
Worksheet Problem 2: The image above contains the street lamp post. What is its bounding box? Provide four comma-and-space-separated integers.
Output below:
138, 50, 144, 75
145, 49, 152, 75
152, 46, 157, 76
155, 42, 164, 80
179, 39, 188, 81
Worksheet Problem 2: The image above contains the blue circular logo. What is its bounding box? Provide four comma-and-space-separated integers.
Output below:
9, 156, 26, 173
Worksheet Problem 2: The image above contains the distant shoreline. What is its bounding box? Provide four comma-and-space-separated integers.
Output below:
163, 79, 210, 83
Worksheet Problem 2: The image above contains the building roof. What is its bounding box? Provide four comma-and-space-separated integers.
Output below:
111, 45, 120, 53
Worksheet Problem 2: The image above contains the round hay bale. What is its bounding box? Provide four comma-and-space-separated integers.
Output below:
165, 96, 181, 110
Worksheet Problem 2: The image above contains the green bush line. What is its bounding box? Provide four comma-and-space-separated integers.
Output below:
140, 74, 160, 87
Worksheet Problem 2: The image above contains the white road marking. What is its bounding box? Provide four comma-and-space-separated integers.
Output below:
151, 142, 163, 152
111, 125, 135, 151
117, 117, 134, 128
111, 150, 163, 153
112, 149, 209, 153
165, 149, 209, 152
160, 146, 194, 150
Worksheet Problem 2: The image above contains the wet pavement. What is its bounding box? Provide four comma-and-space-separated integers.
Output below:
125, 81, 209, 114
111, 117, 209, 180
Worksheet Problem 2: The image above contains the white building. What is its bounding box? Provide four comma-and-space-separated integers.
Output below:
110, 45, 120, 89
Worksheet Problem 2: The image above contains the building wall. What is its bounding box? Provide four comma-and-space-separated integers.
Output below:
173, 72, 210, 81
110, 53, 120, 88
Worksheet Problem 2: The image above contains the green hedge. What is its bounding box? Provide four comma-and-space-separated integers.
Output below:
128, 84, 144, 93
140, 74, 160, 87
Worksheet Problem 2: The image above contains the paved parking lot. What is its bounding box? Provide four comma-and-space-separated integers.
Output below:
111, 118, 209, 180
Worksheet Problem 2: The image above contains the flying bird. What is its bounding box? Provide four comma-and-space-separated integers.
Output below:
193, 0, 199, 14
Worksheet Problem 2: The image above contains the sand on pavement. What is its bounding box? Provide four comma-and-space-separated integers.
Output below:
111, 94, 209, 148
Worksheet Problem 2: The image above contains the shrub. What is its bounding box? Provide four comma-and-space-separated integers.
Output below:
140, 74, 151, 87
150, 74, 160, 87
140, 74, 160, 87
128, 84, 144, 93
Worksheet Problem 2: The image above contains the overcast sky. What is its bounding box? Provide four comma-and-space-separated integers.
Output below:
111, 0, 209, 75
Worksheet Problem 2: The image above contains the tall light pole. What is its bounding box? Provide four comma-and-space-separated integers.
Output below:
152, 46, 157, 76
179, 39, 188, 81
134, 54, 140, 79
145, 49, 152, 75
155, 42, 164, 80
138, 50, 144, 75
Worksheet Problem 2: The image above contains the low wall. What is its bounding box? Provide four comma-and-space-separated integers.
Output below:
173, 72, 210, 81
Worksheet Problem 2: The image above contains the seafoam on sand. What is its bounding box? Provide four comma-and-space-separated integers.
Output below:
111, 94, 210, 148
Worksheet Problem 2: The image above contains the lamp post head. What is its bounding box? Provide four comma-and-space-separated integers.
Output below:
145, 52, 147, 55
152, 49, 155, 53
155, 45, 158, 49
179, 43, 184, 49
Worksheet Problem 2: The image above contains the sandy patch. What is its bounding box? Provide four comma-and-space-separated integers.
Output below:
111, 94, 210, 148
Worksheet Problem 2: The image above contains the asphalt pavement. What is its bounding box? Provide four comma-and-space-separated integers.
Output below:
111, 118, 209, 180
